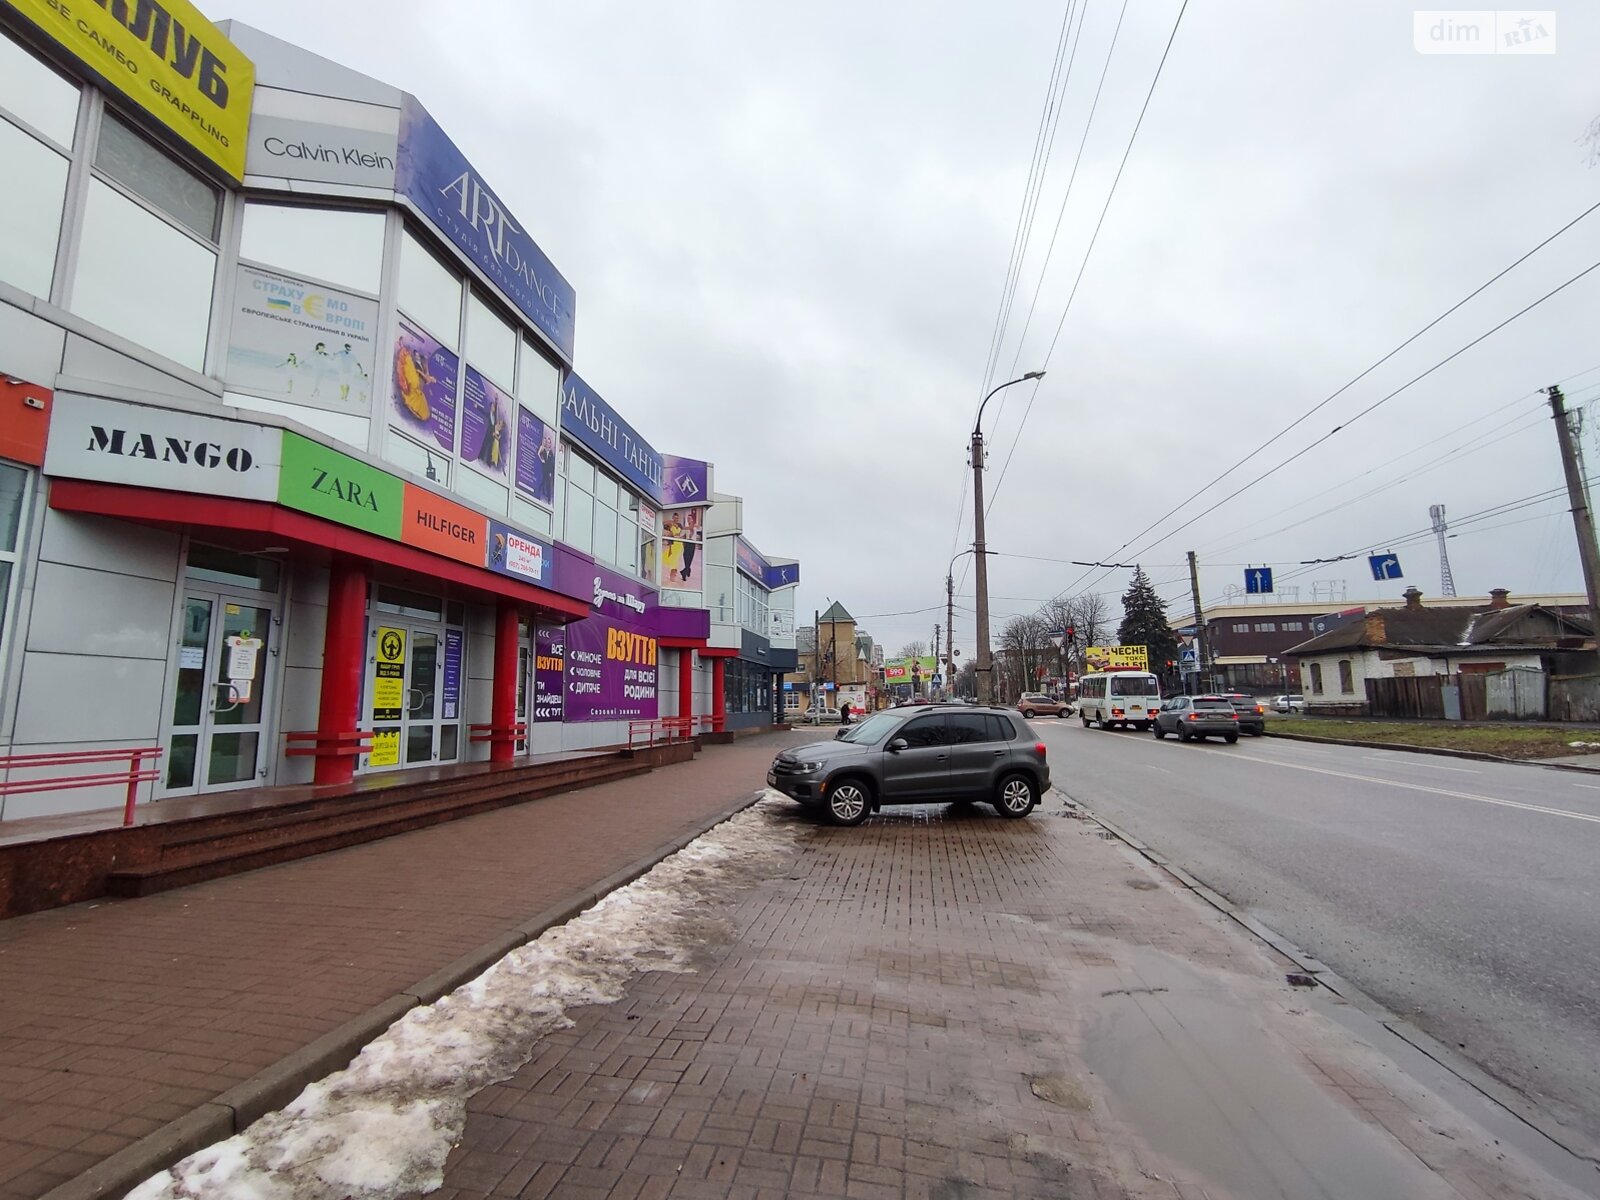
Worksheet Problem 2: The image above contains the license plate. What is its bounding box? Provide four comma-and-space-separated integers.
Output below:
766, 771, 776, 787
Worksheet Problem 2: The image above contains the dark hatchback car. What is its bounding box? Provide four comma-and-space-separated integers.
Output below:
1151, 695, 1240, 743
767, 705, 1050, 826
1221, 692, 1266, 735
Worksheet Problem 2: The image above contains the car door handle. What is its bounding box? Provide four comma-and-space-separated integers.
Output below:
991, 749, 1003, 756
937, 753, 948, 761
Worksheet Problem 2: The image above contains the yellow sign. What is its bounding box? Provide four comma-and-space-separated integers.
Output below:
369, 730, 399, 768
372, 625, 405, 722
1085, 645, 1149, 672
5, 0, 255, 180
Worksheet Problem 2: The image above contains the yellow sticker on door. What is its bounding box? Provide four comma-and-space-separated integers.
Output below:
373, 626, 406, 724
369, 730, 400, 767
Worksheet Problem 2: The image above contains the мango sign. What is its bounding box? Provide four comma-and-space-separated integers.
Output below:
6, 0, 254, 179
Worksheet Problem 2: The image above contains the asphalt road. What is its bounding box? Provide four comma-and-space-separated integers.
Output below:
1034, 715, 1600, 1151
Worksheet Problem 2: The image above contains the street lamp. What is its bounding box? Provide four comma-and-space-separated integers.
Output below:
971, 370, 1045, 705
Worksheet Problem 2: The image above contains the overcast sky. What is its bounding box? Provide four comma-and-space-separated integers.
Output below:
223, 0, 1600, 652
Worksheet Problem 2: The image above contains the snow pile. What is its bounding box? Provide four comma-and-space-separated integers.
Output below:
128, 796, 799, 1200
1566, 741, 1600, 749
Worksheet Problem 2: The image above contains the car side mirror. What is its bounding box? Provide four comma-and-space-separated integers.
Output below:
887, 737, 908, 753
834, 728, 848, 740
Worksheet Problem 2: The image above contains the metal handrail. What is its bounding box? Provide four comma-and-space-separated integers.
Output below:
0, 746, 163, 826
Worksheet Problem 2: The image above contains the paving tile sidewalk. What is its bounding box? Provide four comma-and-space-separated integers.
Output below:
0, 734, 792, 1200
425, 794, 1598, 1200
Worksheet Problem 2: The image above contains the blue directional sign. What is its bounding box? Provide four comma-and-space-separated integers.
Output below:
1244, 566, 1274, 594
1369, 553, 1403, 581
1180, 647, 1198, 668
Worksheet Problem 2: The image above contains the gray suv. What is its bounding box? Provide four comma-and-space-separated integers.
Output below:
767, 705, 1050, 826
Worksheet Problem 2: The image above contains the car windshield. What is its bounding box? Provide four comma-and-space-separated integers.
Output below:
837, 712, 899, 744
1110, 675, 1157, 697
1195, 699, 1233, 711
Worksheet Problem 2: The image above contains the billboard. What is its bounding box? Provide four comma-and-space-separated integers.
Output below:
883, 656, 938, 681
660, 507, 704, 591
396, 95, 576, 360
226, 266, 378, 412
563, 615, 659, 722
391, 317, 458, 454
1085, 645, 1149, 672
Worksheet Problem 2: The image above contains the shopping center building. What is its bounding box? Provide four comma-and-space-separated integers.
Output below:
0, 4, 798, 819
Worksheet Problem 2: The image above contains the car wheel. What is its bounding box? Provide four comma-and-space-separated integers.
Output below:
1080, 714, 1090, 727
1153, 724, 1166, 739
1021, 708, 1035, 718
1224, 734, 1239, 744
824, 778, 871, 826
1177, 729, 1190, 742
995, 773, 1037, 818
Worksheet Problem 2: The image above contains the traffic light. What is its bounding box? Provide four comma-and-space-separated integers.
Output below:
1065, 625, 1076, 643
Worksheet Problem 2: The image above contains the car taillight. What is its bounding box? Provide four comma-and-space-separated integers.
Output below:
1035, 742, 1047, 758
1255, 705, 1264, 714
1187, 713, 1198, 720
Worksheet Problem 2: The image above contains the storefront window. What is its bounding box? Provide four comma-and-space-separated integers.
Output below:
0, 463, 28, 660
0, 29, 80, 147
565, 482, 593, 554
95, 112, 219, 239
705, 565, 733, 624
398, 228, 462, 348
186, 543, 281, 593
519, 338, 559, 424
239, 203, 385, 294
466, 293, 517, 389
72, 177, 216, 371
0, 120, 69, 298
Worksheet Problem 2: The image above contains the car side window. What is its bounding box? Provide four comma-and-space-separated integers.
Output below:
985, 714, 1017, 742
898, 716, 948, 748
947, 713, 991, 744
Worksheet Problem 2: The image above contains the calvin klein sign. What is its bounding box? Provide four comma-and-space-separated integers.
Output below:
246, 113, 399, 189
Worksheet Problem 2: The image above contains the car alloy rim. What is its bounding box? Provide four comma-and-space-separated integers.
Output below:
831, 784, 866, 821
1002, 780, 1031, 812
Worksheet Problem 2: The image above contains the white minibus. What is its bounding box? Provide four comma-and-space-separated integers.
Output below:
1076, 671, 1162, 731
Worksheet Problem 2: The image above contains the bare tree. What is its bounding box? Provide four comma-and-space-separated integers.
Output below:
1584, 112, 1600, 166
998, 613, 1055, 699
895, 641, 927, 660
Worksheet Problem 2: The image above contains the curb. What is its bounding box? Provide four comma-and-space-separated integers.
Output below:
1266, 728, 1600, 774
39, 790, 767, 1200
1058, 790, 1600, 1180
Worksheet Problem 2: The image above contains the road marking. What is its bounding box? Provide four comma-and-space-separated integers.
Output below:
1572, 782, 1600, 791
1194, 746, 1600, 825
1146, 764, 1172, 774
1361, 754, 1480, 774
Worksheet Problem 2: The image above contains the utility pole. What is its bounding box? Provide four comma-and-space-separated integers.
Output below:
972, 424, 994, 705
1549, 385, 1600, 637
932, 624, 941, 696
946, 572, 955, 696
1187, 550, 1208, 695
813, 608, 820, 713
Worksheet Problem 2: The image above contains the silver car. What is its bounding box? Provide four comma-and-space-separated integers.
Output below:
1152, 695, 1240, 743
767, 705, 1050, 825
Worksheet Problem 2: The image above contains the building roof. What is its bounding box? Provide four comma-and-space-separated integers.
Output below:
819, 601, 854, 623
1284, 602, 1591, 657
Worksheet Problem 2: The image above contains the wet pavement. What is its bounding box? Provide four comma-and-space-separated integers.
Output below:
406, 788, 1593, 1200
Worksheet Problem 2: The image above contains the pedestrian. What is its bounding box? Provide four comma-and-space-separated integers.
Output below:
839, 702, 851, 727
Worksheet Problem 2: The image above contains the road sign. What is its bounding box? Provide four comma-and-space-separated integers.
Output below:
1244, 567, 1274, 594
1180, 647, 1198, 667
1369, 553, 1403, 581
931, 674, 943, 688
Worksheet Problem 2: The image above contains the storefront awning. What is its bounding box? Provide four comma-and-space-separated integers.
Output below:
49, 480, 591, 619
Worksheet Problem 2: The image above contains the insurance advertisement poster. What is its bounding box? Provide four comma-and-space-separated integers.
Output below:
659, 507, 704, 590
563, 616, 658, 722
391, 317, 458, 453
460, 366, 511, 479
226, 266, 378, 412
534, 626, 565, 723
514, 406, 556, 507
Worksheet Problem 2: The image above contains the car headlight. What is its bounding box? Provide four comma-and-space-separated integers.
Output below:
795, 760, 823, 772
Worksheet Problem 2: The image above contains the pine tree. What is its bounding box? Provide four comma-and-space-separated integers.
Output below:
1117, 567, 1180, 675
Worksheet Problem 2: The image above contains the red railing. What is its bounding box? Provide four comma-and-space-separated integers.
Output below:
627, 716, 711, 749
0, 747, 163, 826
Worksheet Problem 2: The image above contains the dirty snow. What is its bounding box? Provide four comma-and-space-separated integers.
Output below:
127, 795, 800, 1200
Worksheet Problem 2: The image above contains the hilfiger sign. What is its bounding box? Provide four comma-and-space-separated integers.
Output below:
44, 393, 282, 500
4, 0, 255, 180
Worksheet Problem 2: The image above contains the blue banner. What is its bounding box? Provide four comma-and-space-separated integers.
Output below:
396, 95, 577, 360
764, 560, 800, 589
735, 535, 799, 589
561, 372, 663, 501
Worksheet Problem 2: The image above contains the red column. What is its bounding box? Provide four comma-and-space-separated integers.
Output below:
314, 557, 368, 786
678, 648, 695, 730
711, 657, 726, 733
492, 598, 521, 763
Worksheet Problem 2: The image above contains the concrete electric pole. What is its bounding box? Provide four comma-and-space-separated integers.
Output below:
1187, 550, 1208, 694
1548, 385, 1600, 637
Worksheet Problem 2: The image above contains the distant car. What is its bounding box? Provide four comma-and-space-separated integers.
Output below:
767, 704, 1050, 825
1017, 693, 1072, 718
1272, 694, 1306, 714
1152, 695, 1240, 743
798, 706, 842, 725
1221, 693, 1266, 735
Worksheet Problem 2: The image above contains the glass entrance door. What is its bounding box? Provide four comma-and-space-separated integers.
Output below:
365, 620, 461, 772
164, 592, 276, 794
